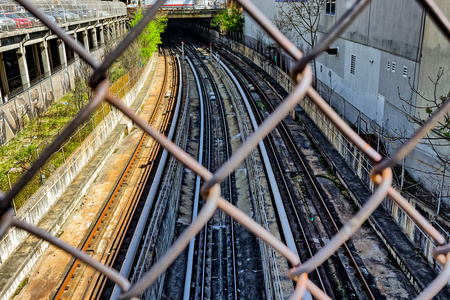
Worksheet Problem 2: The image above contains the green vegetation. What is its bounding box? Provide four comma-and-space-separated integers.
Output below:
210, 3, 244, 33
0, 93, 111, 210
12, 277, 28, 298
1, 9, 169, 212
130, 9, 167, 62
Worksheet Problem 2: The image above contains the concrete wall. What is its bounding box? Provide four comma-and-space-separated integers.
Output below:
0, 55, 155, 270
415, 0, 450, 124
244, 1, 425, 131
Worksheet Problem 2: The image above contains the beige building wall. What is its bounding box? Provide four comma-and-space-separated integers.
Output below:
416, 0, 450, 116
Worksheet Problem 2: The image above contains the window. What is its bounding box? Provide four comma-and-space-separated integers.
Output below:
392, 61, 396, 73
387, 59, 390, 71
402, 66, 408, 78
350, 54, 356, 75
326, 0, 336, 15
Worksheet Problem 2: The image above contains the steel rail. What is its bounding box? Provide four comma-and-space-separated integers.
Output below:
55, 49, 173, 299
229, 52, 375, 299
289, 168, 393, 277
195, 45, 239, 300
130, 48, 179, 284
96, 48, 178, 299
182, 52, 207, 300
210, 51, 325, 299
110, 51, 183, 300
218, 49, 327, 295
186, 46, 212, 300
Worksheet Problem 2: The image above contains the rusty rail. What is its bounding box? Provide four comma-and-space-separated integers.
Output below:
1, 0, 449, 299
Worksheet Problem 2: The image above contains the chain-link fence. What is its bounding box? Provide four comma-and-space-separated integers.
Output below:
0, 0, 450, 299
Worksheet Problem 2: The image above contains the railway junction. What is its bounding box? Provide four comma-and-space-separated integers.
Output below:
0, 1, 450, 300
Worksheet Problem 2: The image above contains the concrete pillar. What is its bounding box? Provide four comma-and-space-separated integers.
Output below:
83, 30, 89, 51
392, 202, 398, 222
92, 27, 98, 49
99, 26, 105, 45
40, 41, 51, 76
58, 40, 67, 68
73, 33, 79, 59
17, 45, 30, 89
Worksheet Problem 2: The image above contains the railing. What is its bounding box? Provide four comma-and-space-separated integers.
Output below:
1, 0, 450, 299
0, 58, 152, 272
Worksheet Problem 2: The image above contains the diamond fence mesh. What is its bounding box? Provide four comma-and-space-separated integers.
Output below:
0, 0, 450, 299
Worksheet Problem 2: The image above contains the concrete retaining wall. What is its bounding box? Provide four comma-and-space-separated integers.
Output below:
0, 55, 156, 268
208, 31, 450, 276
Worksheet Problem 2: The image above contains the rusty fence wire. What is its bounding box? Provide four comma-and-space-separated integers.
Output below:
0, 0, 450, 299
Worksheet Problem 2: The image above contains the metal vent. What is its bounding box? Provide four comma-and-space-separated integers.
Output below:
403, 66, 408, 78
350, 54, 356, 75
387, 59, 390, 71
392, 61, 396, 73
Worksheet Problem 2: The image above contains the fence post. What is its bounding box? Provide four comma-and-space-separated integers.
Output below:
437, 164, 446, 216
6, 173, 16, 215
400, 157, 405, 190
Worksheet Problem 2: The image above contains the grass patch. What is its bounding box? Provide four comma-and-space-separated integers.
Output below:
12, 277, 28, 298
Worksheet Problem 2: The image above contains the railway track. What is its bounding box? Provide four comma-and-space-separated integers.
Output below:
217, 48, 376, 299
53, 48, 179, 300
182, 44, 237, 300
192, 44, 238, 300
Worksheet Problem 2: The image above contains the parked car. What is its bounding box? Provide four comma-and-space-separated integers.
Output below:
48, 11, 65, 23
21, 11, 48, 26
0, 16, 16, 31
57, 10, 80, 21
20, 11, 55, 25
4, 12, 32, 28
75, 9, 88, 19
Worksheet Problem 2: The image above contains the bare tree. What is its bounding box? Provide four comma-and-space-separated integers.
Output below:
72, 60, 92, 111
398, 68, 450, 166
274, 0, 325, 88
379, 68, 450, 210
